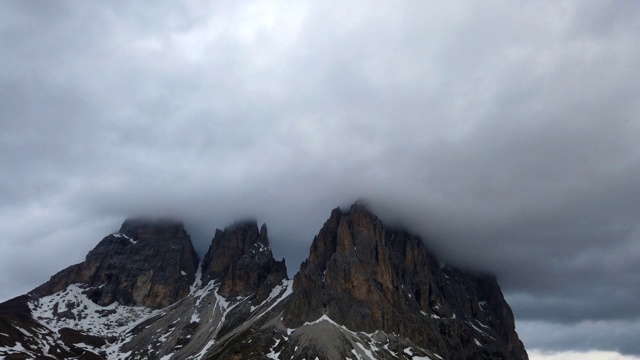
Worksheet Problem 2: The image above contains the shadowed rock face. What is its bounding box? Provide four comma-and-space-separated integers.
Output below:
202, 221, 288, 302
30, 219, 199, 309
283, 203, 529, 360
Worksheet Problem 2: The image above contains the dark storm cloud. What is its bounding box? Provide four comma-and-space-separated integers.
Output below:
1, 0, 639, 356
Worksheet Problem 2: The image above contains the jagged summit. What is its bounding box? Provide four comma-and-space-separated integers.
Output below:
284, 203, 528, 359
0, 203, 528, 360
202, 221, 287, 302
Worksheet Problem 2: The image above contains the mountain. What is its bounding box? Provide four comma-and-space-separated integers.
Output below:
30, 219, 199, 309
201, 221, 287, 303
0, 203, 528, 359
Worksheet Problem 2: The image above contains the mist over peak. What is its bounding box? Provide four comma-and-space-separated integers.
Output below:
2, 0, 639, 356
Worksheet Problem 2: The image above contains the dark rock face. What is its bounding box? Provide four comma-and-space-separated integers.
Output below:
284, 203, 529, 360
1, 204, 529, 359
0, 295, 98, 359
30, 219, 199, 309
202, 221, 287, 302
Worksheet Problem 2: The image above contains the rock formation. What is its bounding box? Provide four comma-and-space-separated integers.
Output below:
202, 221, 287, 303
283, 203, 528, 359
30, 218, 199, 309
0, 203, 529, 360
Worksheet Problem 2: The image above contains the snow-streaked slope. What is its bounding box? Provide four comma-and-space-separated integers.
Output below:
3, 274, 496, 360
0, 275, 295, 360
276, 314, 443, 360
29, 284, 160, 337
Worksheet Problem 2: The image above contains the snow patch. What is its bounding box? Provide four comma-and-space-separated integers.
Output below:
190, 264, 203, 292
29, 284, 160, 337
112, 233, 135, 244
190, 311, 200, 323
13, 326, 31, 337
189, 339, 216, 360
250, 242, 271, 254
0, 342, 39, 357
465, 320, 494, 340
355, 342, 376, 359
266, 338, 281, 359
251, 279, 293, 317
474, 318, 490, 329
420, 310, 440, 319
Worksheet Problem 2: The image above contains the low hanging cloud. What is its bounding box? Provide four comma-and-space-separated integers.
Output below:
1, 0, 639, 356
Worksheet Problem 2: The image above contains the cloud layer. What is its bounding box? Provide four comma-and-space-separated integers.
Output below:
529, 350, 640, 360
1, 0, 639, 355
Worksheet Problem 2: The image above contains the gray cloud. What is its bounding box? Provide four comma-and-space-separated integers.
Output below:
520, 319, 640, 356
1, 0, 639, 355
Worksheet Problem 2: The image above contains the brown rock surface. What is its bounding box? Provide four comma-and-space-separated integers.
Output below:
284, 202, 528, 360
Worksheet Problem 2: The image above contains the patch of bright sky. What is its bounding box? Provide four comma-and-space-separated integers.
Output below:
529, 350, 640, 360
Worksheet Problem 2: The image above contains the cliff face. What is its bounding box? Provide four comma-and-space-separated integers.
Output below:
0, 204, 528, 360
30, 219, 199, 309
202, 221, 287, 303
283, 203, 528, 360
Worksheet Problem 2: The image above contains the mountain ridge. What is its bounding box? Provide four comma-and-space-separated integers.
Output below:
0, 202, 528, 359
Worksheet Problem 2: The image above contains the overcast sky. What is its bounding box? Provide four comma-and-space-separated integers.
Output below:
1, 1, 639, 359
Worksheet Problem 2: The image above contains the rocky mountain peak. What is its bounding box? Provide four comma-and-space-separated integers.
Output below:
1, 204, 528, 360
284, 201, 528, 359
30, 218, 199, 309
305, 203, 383, 268
202, 220, 287, 302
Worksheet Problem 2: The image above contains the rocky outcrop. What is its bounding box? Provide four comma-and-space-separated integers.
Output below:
30, 218, 199, 309
202, 221, 288, 303
283, 202, 529, 360
1, 204, 529, 360
0, 295, 91, 359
